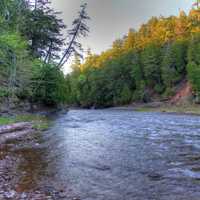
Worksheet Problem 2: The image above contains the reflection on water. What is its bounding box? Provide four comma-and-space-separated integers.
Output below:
2, 109, 200, 199
15, 147, 48, 192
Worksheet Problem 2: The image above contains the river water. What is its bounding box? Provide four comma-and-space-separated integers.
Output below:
3, 109, 200, 199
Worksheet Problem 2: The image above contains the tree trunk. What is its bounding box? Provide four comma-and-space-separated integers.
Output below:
0, 122, 33, 135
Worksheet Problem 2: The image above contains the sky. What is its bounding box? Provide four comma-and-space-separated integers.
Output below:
51, 0, 194, 73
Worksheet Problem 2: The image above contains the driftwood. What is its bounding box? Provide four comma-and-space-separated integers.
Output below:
0, 129, 35, 143
0, 122, 33, 135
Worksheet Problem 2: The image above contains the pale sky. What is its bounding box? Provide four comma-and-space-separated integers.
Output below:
51, 0, 194, 73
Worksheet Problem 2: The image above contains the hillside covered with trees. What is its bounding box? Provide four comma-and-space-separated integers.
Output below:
1, 0, 200, 111
67, 4, 200, 108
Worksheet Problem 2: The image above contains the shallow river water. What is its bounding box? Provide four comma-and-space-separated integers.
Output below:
3, 109, 200, 199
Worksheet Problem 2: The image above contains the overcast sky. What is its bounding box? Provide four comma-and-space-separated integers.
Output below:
51, 0, 194, 73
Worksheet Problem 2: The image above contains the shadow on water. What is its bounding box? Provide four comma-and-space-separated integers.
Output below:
14, 147, 48, 192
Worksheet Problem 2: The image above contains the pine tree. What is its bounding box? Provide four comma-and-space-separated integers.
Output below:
187, 34, 200, 100
141, 43, 162, 90
57, 3, 90, 68
20, 0, 66, 60
162, 41, 188, 88
123, 29, 137, 50
188, 34, 200, 65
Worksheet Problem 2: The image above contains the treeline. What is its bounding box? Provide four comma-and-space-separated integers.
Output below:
67, 8, 200, 108
1, 1, 200, 109
0, 0, 89, 109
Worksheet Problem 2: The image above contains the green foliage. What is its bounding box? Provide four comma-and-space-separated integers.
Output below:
0, 114, 50, 130
67, 8, 200, 108
1, 1, 200, 109
187, 34, 200, 64
0, 32, 27, 51
187, 34, 200, 100
118, 85, 132, 105
162, 87, 175, 99
0, 0, 73, 108
141, 43, 162, 89
131, 53, 143, 87
21, 8, 65, 59
162, 40, 188, 88
0, 87, 9, 99
0, 31, 32, 100
67, 51, 136, 107
187, 62, 200, 97
31, 64, 68, 105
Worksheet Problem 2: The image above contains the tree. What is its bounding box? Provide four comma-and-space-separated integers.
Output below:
20, 1, 66, 60
0, 0, 28, 29
118, 84, 132, 105
187, 62, 200, 100
188, 34, 200, 64
162, 40, 188, 88
57, 3, 90, 68
187, 34, 200, 100
141, 43, 162, 92
31, 63, 67, 105
123, 29, 137, 50
175, 10, 189, 39
0, 0, 92, 108
67, 7, 200, 107
0, 30, 32, 106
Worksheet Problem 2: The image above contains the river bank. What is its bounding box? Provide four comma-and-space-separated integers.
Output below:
0, 110, 75, 200
0, 114, 49, 199
0, 137, 75, 200
110, 102, 200, 116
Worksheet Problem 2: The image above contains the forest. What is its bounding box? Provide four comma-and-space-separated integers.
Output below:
67, 5, 200, 108
0, 0, 200, 110
0, 0, 89, 110
1, 1, 200, 199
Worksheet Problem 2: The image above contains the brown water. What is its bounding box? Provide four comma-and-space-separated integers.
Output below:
2, 109, 200, 200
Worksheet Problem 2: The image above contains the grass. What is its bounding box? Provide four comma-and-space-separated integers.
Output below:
0, 114, 51, 131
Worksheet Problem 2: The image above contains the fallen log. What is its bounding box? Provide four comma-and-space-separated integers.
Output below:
0, 129, 35, 143
0, 122, 33, 135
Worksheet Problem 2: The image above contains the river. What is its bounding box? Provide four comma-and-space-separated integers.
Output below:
2, 109, 200, 199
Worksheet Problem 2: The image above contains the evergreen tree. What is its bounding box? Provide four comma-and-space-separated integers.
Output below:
57, 3, 90, 68
21, 1, 66, 60
141, 43, 162, 92
162, 40, 188, 88
187, 34, 200, 100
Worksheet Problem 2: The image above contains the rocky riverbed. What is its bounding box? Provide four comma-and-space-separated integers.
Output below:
0, 124, 78, 200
